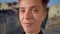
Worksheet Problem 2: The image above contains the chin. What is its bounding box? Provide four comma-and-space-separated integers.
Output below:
24, 29, 34, 33
22, 24, 36, 33
23, 27, 35, 33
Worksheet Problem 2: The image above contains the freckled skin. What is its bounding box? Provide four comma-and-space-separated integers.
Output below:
19, 0, 47, 34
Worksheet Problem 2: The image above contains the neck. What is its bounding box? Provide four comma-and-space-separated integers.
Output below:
26, 33, 38, 34
26, 28, 41, 34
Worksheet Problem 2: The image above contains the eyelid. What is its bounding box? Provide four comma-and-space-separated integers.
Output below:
32, 8, 38, 10
19, 7, 25, 9
19, 8, 25, 11
19, 8, 25, 12
32, 7, 38, 10
31, 7, 39, 11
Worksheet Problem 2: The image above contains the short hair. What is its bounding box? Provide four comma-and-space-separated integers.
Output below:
42, 0, 49, 7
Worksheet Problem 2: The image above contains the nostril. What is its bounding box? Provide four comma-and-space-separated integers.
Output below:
24, 13, 32, 19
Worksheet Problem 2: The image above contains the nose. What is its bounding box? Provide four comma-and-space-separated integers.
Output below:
24, 10, 32, 19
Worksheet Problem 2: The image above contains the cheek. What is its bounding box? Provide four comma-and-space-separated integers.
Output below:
19, 14, 24, 26
33, 14, 44, 28
19, 13, 23, 22
33, 13, 44, 23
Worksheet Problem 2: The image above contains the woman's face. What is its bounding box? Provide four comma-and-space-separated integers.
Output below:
19, 0, 47, 33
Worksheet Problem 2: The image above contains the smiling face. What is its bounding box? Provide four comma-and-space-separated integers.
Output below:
19, 0, 47, 33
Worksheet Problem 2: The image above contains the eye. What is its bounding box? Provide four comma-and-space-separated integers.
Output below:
32, 9, 37, 11
20, 9, 25, 13
32, 8, 38, 13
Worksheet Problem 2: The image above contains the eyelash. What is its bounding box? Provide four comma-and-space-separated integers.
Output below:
32, 9, 37, 11
20, 9, 25, 12
20, 9, 39, 13
32, 9, 39, 13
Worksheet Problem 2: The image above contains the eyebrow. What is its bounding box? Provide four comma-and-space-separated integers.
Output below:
30, 6, 40, 8
30, 6, 41, 10
19, 5, 41, 9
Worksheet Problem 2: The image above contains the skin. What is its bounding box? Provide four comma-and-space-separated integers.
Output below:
19, 0, 47, 34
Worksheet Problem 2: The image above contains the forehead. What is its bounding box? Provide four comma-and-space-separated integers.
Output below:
19, 0, 43, 8
19, 0, 42, 4
19, 0, 42, 2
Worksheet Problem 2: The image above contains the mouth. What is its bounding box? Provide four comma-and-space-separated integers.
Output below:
23, 22, 34, 27
25, 22, 34, 24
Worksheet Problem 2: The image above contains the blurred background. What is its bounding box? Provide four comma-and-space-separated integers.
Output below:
0, 0, 60, 34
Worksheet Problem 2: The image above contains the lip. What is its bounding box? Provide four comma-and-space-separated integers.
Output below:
24, 23, 34, 24
24, 23, 34, 27
23, 21, 34, 24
